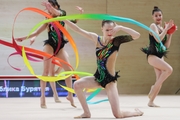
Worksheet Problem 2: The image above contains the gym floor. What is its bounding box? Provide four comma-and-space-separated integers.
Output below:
1, 95, 180, 120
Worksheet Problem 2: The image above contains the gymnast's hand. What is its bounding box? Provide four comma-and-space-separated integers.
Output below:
14, 37, 25, 42
41, 1, 51, 8
30, 36, 36, 46
76, 6, 84, 14
164, 19, 174, 30
111, 23, 123, 36
41, 1, 52, 12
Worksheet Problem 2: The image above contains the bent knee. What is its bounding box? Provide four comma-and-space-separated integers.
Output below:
166, 66, 173, 75
73, 81, 81, 90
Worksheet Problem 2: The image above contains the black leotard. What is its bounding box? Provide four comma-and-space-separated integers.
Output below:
141, 34, 167, 58
43, 9, 77, 54
94, 35, 133, 88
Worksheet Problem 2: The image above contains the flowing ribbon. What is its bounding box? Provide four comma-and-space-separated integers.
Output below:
32, 14, 166, 50
86, 88, 108, 104
11, 7, 79, 71
3, 8, 167, 104
22, 11, 167, 104
0, 39, 72, 72
86, 88, 102, 101
87, 99, 108, 104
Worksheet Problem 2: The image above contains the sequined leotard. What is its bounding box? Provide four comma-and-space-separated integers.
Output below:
141, 34, 167, 58
44, 9, 77, 54
94, 35, 133, 88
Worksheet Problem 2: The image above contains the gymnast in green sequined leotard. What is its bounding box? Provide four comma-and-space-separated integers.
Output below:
141, 32, 168, 58
94, 35, 133, 88
64, 19, 143, 118
15, 0, 84, 109
44, 9, 78, 54
141, 6, 175, 108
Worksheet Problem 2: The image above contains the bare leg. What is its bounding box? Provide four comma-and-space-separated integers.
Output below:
105, 82, 143, 118
65, 77, 76, 107
74, 76, 101, 118
40, 80, 47, 108
148, 85, 154, 99
49, 82, 61, 103
49, 63, 61, 103
40, 45, 53, 108
56, 49, 75, 107
148, 68, 161, 107
148, 55, 173, 107
148, 68, 161, 98
55, 67, 62, 75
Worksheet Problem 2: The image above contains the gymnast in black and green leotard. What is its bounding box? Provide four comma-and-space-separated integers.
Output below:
141, 6, 175, 107
44, 9, 67, 54
15, 0, 84, 109
141, 29, 168, 58
94, 35, 133, 88
44, 9, 77, 54
64, 19, 143, 118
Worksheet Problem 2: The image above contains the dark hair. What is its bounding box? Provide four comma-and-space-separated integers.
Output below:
152, 6, 162, 15
102, 20, 115, 27
48, 0, 60, 9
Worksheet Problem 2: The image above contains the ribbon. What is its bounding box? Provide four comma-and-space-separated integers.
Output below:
32, 14, 166, 50
3, 8, 167, 104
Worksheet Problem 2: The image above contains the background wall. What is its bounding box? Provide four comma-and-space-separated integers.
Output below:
0, 0, 180, 94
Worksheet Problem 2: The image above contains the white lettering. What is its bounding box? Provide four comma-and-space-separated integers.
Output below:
0, 86, 50, 93
0, 86, 19, 92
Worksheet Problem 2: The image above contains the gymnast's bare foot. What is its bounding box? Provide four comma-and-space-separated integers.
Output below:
74, 113, 91, 119
66, 95, 76, 108
53, 94, 61, 103
40, 96, 47, 109
148, 102, 160, 107
135, 108, 144, 116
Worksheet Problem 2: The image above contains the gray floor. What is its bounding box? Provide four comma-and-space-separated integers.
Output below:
1, 95, 180, 120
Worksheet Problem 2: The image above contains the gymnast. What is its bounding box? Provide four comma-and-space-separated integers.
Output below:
64, 19, 143, 118
141, 6, 176, 107
15, 0, 83, 108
